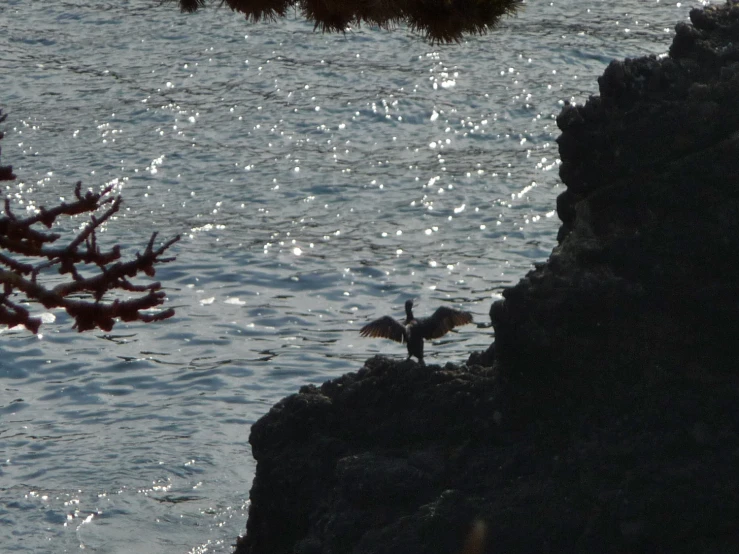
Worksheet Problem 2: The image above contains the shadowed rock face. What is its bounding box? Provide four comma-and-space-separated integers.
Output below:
236, 2, 739, 553
239, 358, 504, 554
493, 0, 739, 377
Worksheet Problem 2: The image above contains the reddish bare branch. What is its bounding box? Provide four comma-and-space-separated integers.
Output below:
0, 109, 179, 333
0, 251, 34, 275
64, 290, 174, 332
0, 294, 41, 334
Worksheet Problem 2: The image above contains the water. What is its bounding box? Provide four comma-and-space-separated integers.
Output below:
0, 0, 700, 551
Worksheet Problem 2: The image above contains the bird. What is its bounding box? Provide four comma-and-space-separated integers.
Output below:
359, 299, 473, 365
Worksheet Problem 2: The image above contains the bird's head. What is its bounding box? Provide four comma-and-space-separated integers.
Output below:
404, 299, 414, 317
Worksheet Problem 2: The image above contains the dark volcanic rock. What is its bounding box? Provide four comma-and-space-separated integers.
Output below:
238, 357, 504, 554
0, 109, 16, 181
495, 0, 739, 377
239, 359, 739, 554
236, 2, 739, 553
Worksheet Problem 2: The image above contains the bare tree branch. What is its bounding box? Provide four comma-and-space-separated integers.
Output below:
0, 108, 180, 333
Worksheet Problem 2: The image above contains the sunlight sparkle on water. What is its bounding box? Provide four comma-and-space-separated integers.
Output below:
0, 0, 684, 550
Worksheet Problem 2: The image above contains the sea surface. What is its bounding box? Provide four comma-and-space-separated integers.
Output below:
0, 0, 703, 551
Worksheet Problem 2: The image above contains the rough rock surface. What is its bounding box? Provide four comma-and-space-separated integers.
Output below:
494, 0, 739, 377
240, 358, 504, 554
236, 3, 739, 553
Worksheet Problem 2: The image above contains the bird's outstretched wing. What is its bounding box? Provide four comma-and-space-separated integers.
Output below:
359, 316, 407, 343
421, 307, 473, 339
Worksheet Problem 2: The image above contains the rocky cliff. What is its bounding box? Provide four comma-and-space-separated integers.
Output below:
235, 2, 739, 552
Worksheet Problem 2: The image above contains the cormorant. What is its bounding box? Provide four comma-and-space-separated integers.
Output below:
359, 299, 473, 365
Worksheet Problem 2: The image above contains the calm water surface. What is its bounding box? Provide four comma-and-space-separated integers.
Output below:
0, 0, 701, 551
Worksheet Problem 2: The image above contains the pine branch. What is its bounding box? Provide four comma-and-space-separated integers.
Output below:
164, 0, 523, 44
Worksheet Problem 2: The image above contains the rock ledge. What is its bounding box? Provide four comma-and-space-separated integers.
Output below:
236, 3, 739, 553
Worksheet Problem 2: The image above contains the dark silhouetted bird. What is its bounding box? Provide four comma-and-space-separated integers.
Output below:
359, 299, 473, 365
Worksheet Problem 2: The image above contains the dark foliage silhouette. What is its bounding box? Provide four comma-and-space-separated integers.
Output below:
164, 0, 522, 43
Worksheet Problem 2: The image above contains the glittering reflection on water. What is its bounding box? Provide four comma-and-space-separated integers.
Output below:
1, 0, 695, 551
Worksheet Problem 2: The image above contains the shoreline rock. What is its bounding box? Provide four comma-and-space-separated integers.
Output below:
493, 0, 739, 381
240, 357, 503, 554
236, 2, 739, 552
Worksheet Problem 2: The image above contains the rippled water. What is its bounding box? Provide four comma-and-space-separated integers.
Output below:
0, 0, 700, 551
